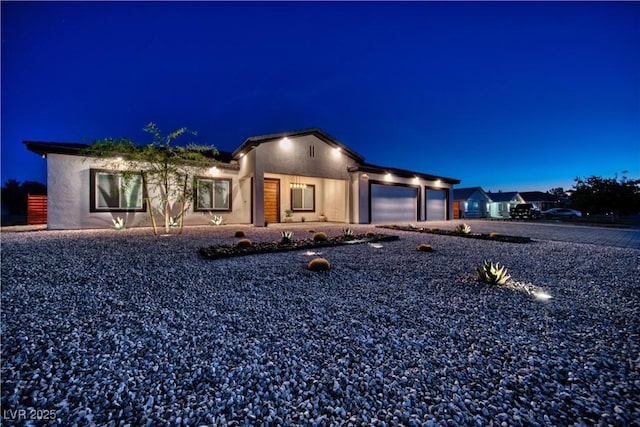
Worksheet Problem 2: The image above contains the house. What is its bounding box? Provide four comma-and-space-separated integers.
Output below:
519, 191, 560, 212
25, 128, 460, 229
452, 187, 491, 219
485, 191, 525, 218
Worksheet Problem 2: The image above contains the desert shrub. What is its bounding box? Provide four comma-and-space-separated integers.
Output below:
417, 243, 434, 252
307, 257, 331, 271
430, 227, 439, 232
365, 231, 376, 237
477, 260, 511, 286
236, 238, 252, 248
234, 230, 246, 238
313, 232, 328, 242
489, 232, 500, 238
308, 229, 315, 233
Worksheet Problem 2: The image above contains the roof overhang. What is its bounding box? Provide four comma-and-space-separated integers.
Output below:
23, 140, 237, 167
348, 163, 460, 185
231, 127, 365, 163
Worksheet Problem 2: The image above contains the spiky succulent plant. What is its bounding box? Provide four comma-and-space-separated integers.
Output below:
112, 217, 125, 230
477, 261, 512, 286
455, 223, 471, 234
280, 231, 293, 244
169, 216, 179, 228
210, 215, 223, 226
341, 228, 355, 239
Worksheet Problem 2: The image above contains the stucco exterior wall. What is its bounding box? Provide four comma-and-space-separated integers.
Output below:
46, 153, 250, 230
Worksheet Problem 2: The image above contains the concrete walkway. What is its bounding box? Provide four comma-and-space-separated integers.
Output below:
419, 219, 640, 249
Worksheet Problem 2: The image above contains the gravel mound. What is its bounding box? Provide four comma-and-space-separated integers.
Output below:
2, 225, 638, 425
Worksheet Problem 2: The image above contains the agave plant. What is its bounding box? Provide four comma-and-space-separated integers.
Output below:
477, 260, 512, 286
169, 216, 179, 228
210, 215, 223, 226
112, 217, 125, 230
341, 228, 355, 239
455, 223, 472, 234
280, 231, 293, 244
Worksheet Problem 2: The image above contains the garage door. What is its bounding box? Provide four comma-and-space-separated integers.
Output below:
426, 189, 447, 221
371, 184, 418, 223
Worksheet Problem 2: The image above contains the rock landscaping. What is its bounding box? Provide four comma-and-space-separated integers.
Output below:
199, 232, 399, 260
379, 224, 532, 243
1, 225, 638, 425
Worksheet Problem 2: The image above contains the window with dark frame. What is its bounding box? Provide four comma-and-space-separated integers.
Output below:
291, 184, 315, 211
90, 169, 145, 212
195, 177, 231, 211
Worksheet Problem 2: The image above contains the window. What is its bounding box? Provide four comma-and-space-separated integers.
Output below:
195, 178, 231, 211
90, 169, 145, 212
291, 184, 315, 211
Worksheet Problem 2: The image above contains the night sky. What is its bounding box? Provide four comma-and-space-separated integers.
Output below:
2, 1, 639, 192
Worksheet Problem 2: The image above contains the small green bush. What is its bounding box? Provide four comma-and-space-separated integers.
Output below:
365, 231, 376, 237
417, 243, 434, 252
307, 257, 331, 271
236, 238, 252, 248
312, 232, 328, 242
234, 230, 246, 238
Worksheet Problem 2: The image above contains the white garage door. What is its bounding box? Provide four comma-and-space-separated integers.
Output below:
371, 184, 418, 223
426, 189, 447, 221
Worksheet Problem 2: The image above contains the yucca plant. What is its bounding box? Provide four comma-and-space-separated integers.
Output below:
477, 261, 512, 286
210, 215, 223, 226
280, 231, 293, 244
455, 223, 471, 234
169, 216, 179, 228
112, 217, 125, 230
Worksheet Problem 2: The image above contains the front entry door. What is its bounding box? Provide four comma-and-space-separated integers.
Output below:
263, 179, 280, 224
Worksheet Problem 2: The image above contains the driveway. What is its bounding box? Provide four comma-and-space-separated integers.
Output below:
417, 219, 640, 249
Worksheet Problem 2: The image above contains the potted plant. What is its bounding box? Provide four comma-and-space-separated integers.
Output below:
318, 212, 327, 222
283, 209, 294, 222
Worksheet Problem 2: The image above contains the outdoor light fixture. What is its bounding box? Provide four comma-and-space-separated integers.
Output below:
209, 166, 218, 175
385, 173, 392, 181
290, 176, 307, 189
280, 137, 291, 149
332, 147, 341, 157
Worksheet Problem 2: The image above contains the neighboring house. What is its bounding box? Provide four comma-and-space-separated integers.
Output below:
486, 191, 525, 218
453, 187, 491, 219
519, 191, 560, 211
25, 128, 460, 230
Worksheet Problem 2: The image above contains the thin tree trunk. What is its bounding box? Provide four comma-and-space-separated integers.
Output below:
141, 171, 157, 235
179, 174, 187, 234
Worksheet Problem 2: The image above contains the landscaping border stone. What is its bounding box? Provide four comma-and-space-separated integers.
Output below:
199, 233, 400, 259
377, 225, 532, 243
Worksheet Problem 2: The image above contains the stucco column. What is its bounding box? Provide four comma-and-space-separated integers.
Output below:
253, 170, 265, 227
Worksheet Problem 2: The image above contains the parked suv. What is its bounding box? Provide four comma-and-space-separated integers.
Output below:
510, 203, 541, 219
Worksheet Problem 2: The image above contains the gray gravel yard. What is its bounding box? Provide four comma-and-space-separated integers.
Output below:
1, 224, 639, 426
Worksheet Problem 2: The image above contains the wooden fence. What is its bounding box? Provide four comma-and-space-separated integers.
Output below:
27, 194, 47, 225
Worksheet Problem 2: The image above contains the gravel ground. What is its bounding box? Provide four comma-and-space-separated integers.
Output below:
1, 225, 639, 426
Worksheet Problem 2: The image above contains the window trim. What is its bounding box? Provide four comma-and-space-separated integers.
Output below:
193, 176, 233, 212
90, 168, 146, 213
291, 184, 315, 212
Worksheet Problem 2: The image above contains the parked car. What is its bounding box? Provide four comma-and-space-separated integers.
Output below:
509, 203, 541, 219
541, 208, 582, 219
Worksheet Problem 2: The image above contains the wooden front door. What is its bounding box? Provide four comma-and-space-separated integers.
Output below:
453, 200, 461, 219
263, 179, 280, 224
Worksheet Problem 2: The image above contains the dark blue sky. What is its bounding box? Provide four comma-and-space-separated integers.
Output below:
2, 1, 639, 192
